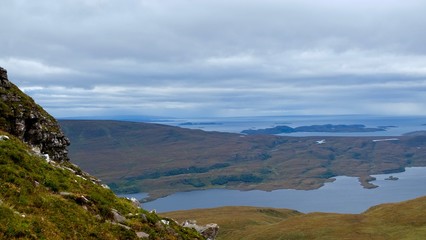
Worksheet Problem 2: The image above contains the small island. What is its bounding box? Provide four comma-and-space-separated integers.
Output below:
180, 122, 223, 126
385, 176, 399, 181
241, 124, 386, 135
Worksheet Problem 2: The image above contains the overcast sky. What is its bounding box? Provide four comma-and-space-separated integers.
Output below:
1, 0, 426, 118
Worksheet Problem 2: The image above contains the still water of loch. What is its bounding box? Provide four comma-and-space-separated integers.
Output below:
122, 116, 426, 213
123, 167, 426, 214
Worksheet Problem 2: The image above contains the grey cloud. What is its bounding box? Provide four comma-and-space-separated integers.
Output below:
1, 0, 426, 117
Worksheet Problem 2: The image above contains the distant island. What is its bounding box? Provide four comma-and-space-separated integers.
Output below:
241, 124, 386, 135
385, 176, 399, 181
377, 125, 397, 129
180, 122, 223, 126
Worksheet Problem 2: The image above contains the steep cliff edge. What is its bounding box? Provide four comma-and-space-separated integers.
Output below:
0, 67, 69, 162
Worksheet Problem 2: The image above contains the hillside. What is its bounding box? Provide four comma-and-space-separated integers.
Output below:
164, 195, 426, 239
0, 133, 207, 239
60, 119, 426, 200
0, 67, 210, 239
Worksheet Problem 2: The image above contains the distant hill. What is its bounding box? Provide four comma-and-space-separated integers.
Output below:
164, 195, 426, 239
60, 119, 426, 201
0, 67, 208, 239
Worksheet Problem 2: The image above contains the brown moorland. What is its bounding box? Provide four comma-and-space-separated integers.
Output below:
60, 120, 426, 200
163, 195, 426, 240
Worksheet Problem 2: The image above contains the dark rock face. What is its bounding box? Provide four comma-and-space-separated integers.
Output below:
0, 67, 70, 161
0, 67, 11, 88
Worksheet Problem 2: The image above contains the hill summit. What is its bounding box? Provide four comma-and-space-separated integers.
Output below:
0, 66, 215, 239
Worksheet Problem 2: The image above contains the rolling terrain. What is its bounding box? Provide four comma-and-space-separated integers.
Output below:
60, 120, 426, 200
163, 195, 426, 239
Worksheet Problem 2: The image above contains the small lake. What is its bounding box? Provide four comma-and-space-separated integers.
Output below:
121, 167, 426, 214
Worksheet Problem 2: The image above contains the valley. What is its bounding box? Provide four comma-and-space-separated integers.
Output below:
60, 120, 426, 201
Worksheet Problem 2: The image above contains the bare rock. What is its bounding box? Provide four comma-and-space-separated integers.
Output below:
0, 66, 70, 162
111, 209, 126, 223
0, 67, 11, 88
126, 197, 141, 208
182, 220, 219, 240
201, 224, 219, 240
0, 135, 9, 141
136, 231, 149, 239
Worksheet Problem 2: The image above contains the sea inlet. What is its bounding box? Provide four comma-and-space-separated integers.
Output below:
121, 167, 426, 214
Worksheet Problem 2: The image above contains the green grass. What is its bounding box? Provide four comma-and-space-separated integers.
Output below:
0, 131, 205, 239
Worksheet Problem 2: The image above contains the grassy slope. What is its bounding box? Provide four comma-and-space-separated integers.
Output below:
0, 131, 204, 240
60, 120, 426, 199
163, 196, 426, 240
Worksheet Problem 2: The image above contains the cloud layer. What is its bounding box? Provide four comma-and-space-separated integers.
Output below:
2, 0, 426, 117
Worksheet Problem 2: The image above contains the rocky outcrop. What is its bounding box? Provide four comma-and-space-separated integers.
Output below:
0, 67, 11, 88
0, 66, 70, 161
182, 220, 219, 240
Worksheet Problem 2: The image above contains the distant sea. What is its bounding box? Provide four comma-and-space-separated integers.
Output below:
152, 115, 426, 136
